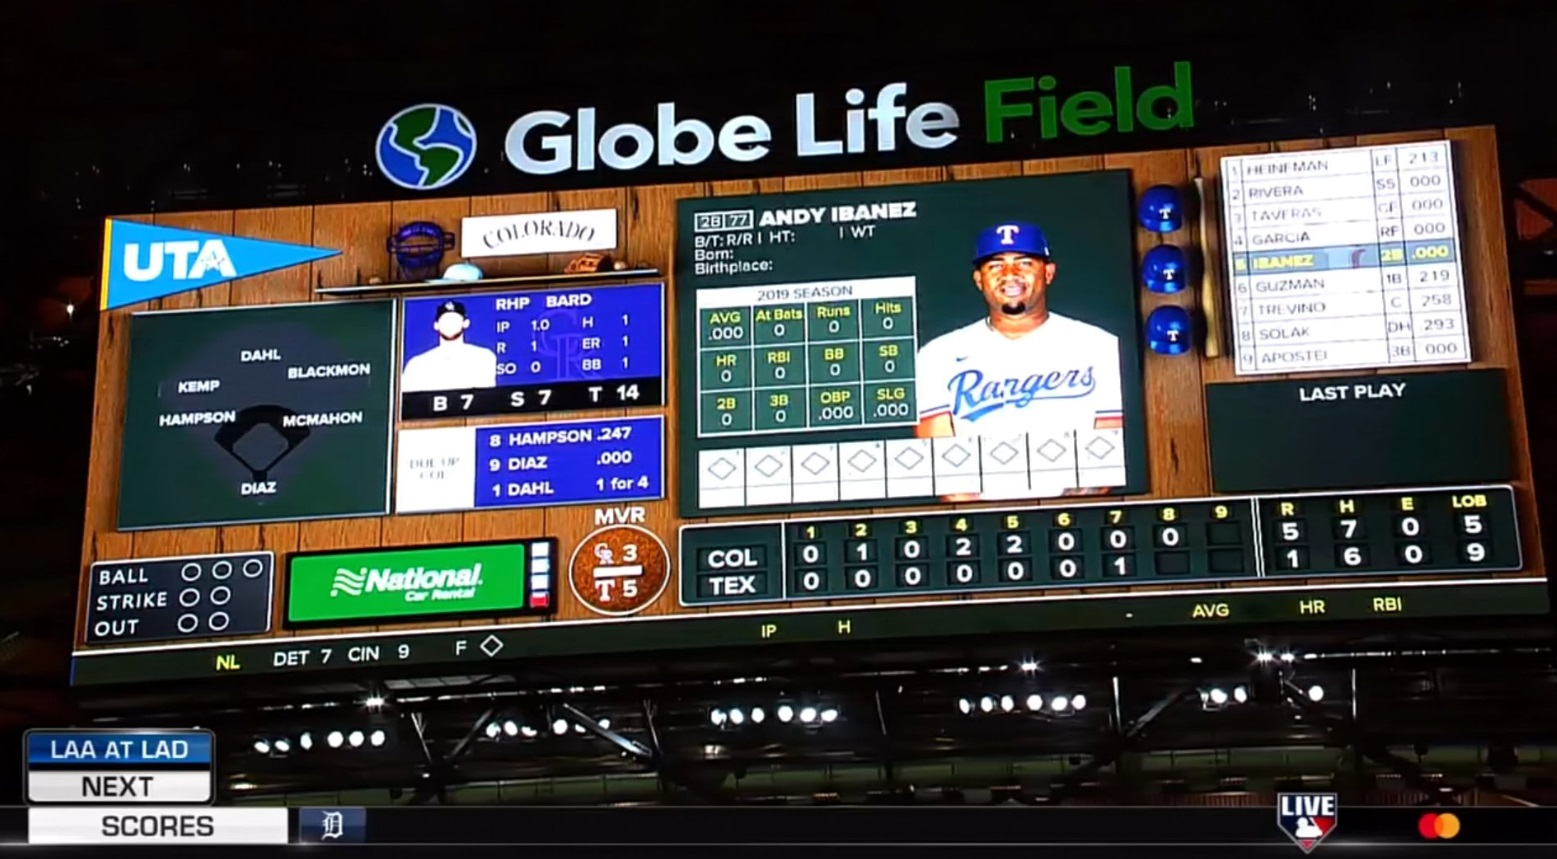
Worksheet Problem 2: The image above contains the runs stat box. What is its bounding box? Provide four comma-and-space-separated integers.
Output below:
25, 729, 215, 804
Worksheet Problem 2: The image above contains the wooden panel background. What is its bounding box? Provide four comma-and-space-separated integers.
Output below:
75, 126, 1545, 649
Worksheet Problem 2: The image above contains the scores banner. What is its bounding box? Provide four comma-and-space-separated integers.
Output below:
675, 173, 1148, 518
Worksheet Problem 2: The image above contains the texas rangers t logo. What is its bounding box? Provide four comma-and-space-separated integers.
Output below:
1276, 792, 1338, 853
994, 224, 1021, 245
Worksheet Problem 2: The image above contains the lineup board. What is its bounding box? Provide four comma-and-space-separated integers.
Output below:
1223, 140, 1471, 375
678, 485, 1521, 605
694, 277, 920, 437
400, 282, 664, 419
396, 416, 666, 514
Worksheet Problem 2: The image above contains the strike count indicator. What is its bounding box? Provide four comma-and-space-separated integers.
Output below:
83, 552, 274, 646
678, 485, 1520, 606
400, 283, 665, 420
1222, 141, 1471, 376
696, 276, 919, 437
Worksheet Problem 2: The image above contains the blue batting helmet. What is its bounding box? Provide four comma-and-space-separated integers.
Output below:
974, 222, 1050, 266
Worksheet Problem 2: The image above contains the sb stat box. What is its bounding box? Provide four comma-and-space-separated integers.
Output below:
25, 728, 215, 804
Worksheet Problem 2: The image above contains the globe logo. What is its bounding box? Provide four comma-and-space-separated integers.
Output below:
376, 104, 478, 191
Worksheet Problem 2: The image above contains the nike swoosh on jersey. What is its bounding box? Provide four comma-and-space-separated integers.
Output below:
954, 355, 969, 362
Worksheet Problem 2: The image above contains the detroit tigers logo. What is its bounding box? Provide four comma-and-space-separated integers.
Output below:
995, 224, 1021, 245
948, 367, 1097, 422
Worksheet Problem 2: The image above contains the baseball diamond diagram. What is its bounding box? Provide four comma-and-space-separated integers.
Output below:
674, 173, 1147, 517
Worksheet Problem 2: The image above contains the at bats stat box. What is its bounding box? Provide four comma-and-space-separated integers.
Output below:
70, 126, 1548, 689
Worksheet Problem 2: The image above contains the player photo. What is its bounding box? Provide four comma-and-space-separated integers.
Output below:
916, 221, 1125, 500
675, 171, 1145, 517
401, 299, 499, 393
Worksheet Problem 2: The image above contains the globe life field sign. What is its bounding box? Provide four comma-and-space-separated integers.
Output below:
286, 542, 539, 625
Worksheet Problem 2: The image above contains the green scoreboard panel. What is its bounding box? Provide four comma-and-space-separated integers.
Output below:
695, 278, 919, 437
678, 484, 1521, 606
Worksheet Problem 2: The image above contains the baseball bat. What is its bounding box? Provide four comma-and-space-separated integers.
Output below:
1193, 175, 1224, 359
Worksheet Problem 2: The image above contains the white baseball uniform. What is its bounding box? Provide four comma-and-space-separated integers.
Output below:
916, 312, 1125, 497
401, 341, 499, 392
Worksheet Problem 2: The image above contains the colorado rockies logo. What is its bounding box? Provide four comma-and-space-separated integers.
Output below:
948, 367, 1097, 422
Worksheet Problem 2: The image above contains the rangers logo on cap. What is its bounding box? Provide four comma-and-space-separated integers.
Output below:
974, 222, 1050, 265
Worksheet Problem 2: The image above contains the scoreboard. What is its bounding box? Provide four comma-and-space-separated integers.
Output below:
71, 127, 1549, 690
679, 485, 1521, 606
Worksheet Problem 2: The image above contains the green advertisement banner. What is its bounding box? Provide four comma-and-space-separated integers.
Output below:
287, 542, 531, 625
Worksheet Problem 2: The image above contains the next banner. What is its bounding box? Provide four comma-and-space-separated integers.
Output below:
25, 728, 215, 805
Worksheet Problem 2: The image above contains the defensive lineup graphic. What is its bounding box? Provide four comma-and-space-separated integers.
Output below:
71, 131, 1547, 688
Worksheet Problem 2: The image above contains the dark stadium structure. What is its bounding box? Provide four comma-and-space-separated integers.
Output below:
3, 0, 1557, 812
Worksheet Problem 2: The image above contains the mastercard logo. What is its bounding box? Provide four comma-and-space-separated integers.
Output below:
1418, 812, 1461, 840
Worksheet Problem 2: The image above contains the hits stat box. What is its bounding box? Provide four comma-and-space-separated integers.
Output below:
25, 728, 215, 804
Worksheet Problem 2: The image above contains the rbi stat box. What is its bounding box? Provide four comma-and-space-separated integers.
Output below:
25, 728, 215, 804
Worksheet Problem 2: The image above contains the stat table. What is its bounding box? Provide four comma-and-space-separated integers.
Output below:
696, 276, 919, 437
1222, 141, 1470, 375
679, 485, 1521, 606
401, 283, 665, 419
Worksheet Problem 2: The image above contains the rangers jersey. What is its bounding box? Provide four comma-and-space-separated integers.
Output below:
915, 313, 1124, 436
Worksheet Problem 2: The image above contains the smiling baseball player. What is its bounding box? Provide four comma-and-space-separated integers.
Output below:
914, 222, 1124, 498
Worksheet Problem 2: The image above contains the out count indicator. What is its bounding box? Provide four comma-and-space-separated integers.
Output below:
1221, 141, 1471, 376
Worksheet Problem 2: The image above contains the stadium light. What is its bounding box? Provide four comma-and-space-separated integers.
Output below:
999, 695, 1015, 713
820, 708, 839, 724
551, 718, 569, 735
777, 705, 795, 723
326, 731, 344, 749
799, 706, 819, 724
485, 722, 501, 739
1050, 695, 1070, 713
750, 708, 766, 724
520, 725, 539, 738
1025, 694, 1044, 712
1070, 694, 1088, 712
958, 697, 973, 715
368, 730, 386, 748
253, 739, 270, 755
710, 708, 728, 726
1307, 685, 1325, 702
273, 738, 291, 754
729, 708, 746, 726
299, 732, 314, 751
347, 730, 365, 748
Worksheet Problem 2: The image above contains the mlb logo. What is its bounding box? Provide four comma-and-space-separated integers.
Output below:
1277, 792, 1338, 853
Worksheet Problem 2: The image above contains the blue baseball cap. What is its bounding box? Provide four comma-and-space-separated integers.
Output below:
974, 222, 1050, 266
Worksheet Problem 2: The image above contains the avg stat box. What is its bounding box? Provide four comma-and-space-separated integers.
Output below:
25, 728, 215, 804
